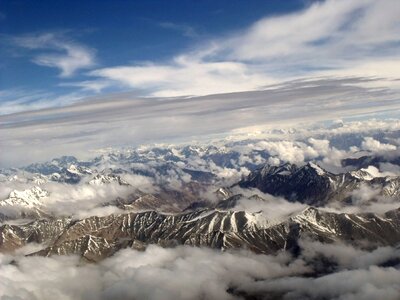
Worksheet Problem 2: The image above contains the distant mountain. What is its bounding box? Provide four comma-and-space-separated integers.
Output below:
88, 174, 130, 186
0, 186, 50, 220
238, 162, 400, 205
1, 144, 400, 266
342, 154, 400, 169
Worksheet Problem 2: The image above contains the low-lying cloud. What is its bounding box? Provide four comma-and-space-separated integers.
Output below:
0, 241, 399, 300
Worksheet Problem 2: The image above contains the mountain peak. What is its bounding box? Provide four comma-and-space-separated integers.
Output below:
350, 168, 374, 181
305, 162, 326, 176
1, 186, 49, 210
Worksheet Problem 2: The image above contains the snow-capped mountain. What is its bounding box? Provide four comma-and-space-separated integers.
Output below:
238, 162, 400, 205
88, 174, 130, 186
0, 140, 400, 266
0, 186, 50, 220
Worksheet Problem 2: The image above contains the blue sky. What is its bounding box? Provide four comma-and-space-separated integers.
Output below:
0, 0, 305, 108
0, 0, 400, 165
2, 0, 399, 115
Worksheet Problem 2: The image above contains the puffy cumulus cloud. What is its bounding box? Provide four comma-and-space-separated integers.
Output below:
308, 138, 330, 156
247, 266, 400, 300
255, 140, 316, 164
307, 138, 353, 170
253, 138, 350, 171
299, 240, 400, 269
0, 245, 307, 300
0, 254, 102, 300
204, 160, 250, 186
0, 242, 399, 300
239, 240, 400, 299
361, 137, 397, 154
100, 246, 308, 300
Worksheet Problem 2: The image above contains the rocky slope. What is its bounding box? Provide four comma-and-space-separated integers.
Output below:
1, 206, 400, 262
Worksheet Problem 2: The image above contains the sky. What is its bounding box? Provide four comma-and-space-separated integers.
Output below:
0, 0, 305, 110
0, 0, 400, 166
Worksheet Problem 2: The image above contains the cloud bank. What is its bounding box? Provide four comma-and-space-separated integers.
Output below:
1, 77, 399, 167
1, 242, 399, 300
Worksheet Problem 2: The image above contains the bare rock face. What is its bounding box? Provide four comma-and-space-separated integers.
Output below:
32, 235, 119, 262
2, 206, 400, 261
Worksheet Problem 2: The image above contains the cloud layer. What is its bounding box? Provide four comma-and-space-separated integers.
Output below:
1, 77, 399, 167
1, 241, 399, 300
89, 0, 400, 97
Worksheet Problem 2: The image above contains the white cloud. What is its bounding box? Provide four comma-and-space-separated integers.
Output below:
255, 140, 315, 164
0, 245, 307, 300
89, 0, 400, 97
90, 58, 272, 97
13, 32, 96, 77
361, 137, 397, 153
0, 242, 399, 300
227, 0, 365, 61
1, 85, 399, 168
58, 80, 112, 93
0, 88, 90, 115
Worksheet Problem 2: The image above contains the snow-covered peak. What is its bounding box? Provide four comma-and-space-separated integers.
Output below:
2, 186, 49, 208
350, 169, 374, 181
88, 174, 129, 186
307, 162, 326, 176
66, 164, 92, 177
67, 164, 81, 175
31, 174, 48, 185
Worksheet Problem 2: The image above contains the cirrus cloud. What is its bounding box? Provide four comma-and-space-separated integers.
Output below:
12, 32, 96, 77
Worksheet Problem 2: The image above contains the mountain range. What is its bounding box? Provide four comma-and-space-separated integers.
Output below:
1, 150, 400, 262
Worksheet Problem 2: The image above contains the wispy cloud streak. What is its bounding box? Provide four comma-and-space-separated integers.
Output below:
12, 32, 96, 77
89, 0, 400, 97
